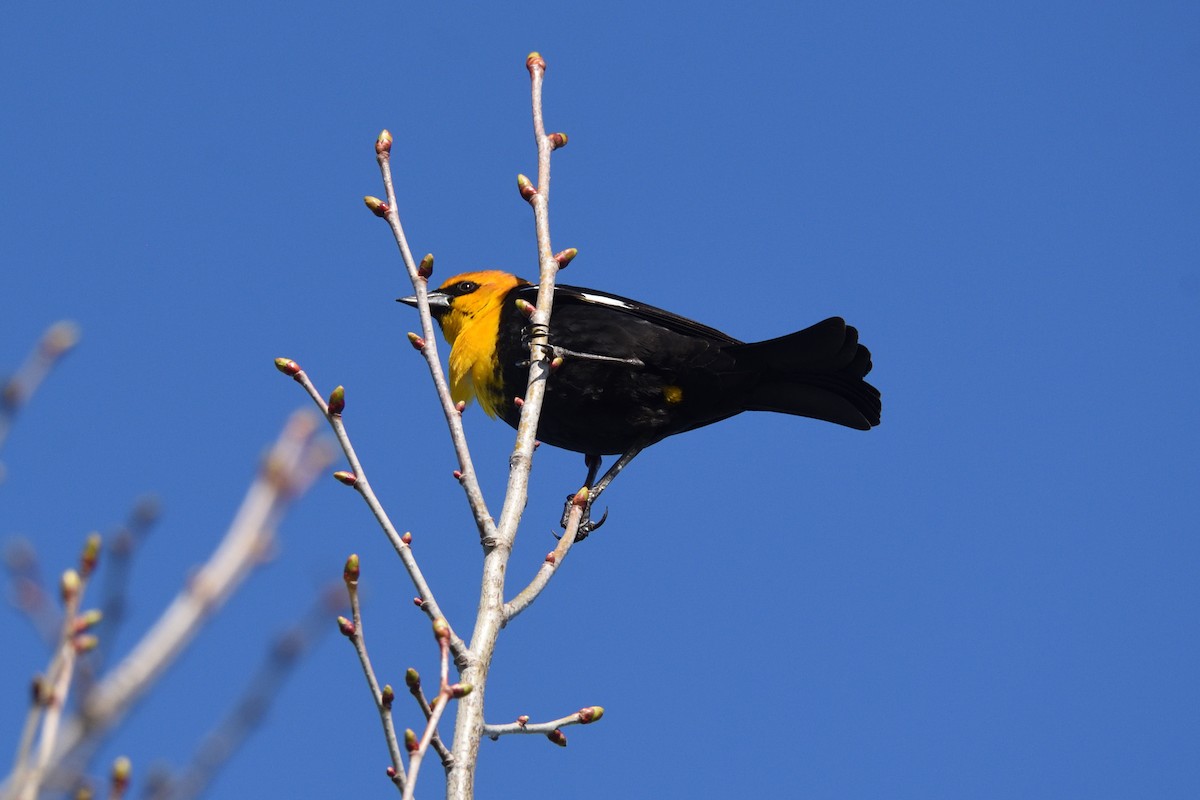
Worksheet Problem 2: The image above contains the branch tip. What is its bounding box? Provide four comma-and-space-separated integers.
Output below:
516, 173, 538, 202
274, 357, 302, 376
74, 609, 103, 633
418, 253, 434, 279
578, 706, 604, 724
526, 52, 546, 73
376, 129, 393, 155
404, 729, 419, 753
60, 568, 81, 602
111, 755, 132, 788
343, 553, 360, 584
553, 247, 578, 268
327, 385, 346, 415
74, 633, 99, 653
431, 617, 451, 644
80, 531, 102, 577
363, 195, 390, 218
405, 668, 421, 689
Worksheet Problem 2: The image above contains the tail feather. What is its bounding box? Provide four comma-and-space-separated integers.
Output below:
729, 317, 881, 430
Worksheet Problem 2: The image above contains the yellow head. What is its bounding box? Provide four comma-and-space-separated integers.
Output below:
405, 270, 529, 417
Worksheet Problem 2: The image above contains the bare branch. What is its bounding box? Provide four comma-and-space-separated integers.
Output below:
274, 363, 469, 665
402, 623, 466, 800
482, 705, 604, 740
341, 555, 406, 794
403, 669, 453, 770
372, 131, 497, 543
447, 51, 570, 800
502, 490, 587, 624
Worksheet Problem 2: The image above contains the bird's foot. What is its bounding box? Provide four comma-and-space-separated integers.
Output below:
557, 492, 608, 542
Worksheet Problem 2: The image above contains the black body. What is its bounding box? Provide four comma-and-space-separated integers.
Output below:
493, 283, 880, 456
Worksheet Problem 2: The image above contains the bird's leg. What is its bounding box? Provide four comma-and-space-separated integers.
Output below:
559, 446, 644, 540
559, 453, 602, 538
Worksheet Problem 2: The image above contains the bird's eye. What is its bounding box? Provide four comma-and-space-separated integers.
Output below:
457, 281, 479, 294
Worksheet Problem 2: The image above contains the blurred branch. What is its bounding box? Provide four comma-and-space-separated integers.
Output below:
76, 496, 162, 696
144, 585, 341, 800
17, 411, 333, 783
4, 538, 59, 647
0, 321, 80, 469
6, 535, 102, 800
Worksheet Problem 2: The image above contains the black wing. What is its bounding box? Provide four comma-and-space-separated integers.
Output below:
513, 283, 743, 345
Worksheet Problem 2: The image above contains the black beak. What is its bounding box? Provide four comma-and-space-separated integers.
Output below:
397, 291, 451, 310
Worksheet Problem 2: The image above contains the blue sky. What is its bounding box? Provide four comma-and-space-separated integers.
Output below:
2, 2, 1197, 797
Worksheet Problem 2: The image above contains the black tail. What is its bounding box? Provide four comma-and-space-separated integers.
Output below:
729, 317, 881, 430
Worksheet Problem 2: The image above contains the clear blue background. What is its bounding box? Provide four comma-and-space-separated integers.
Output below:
3, 2, 1197, 797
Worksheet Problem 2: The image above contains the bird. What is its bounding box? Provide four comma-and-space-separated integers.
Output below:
400, 269, 880, 536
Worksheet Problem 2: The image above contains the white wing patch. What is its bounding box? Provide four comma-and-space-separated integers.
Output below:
575, 291, 635, 310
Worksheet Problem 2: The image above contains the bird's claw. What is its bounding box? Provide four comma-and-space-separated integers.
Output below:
557, 493, 608, 542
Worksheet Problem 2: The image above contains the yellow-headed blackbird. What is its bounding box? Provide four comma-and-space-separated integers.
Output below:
401, 270, 880, 533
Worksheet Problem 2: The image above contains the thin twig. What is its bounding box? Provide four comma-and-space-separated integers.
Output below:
3, 539, 59, 647
404, 670, 454, 769
402, 629, 457, 800
503, 493, 586, 624
482, 705, 604, 739
276, 366, 469, 665
0, 321, 80, 461
373, 133, 497, 543
342, 556, 406, 794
